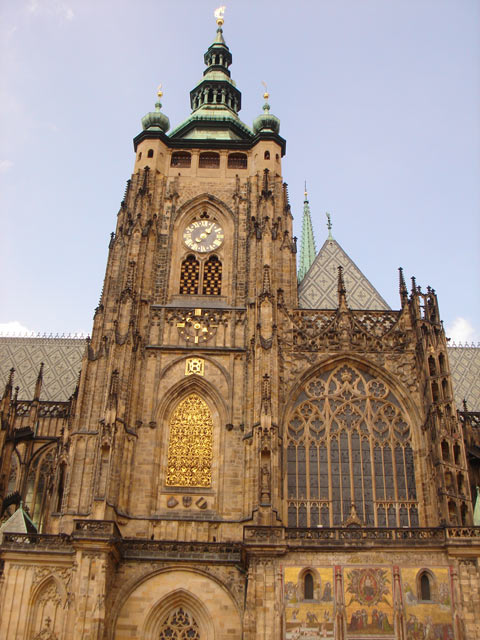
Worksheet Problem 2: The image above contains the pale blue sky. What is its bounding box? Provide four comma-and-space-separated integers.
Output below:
1, 1, 479, 342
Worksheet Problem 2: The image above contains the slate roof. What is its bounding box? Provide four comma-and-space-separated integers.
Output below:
0, 337, 85, 401
299, 237, 390, 310
447, 345, 480, 410
0, 505, 37, 540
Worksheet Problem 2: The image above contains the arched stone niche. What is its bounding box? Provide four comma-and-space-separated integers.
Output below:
113, 568, 242, 640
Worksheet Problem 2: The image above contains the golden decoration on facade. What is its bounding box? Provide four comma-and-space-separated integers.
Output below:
166, 394, 213, 487
176, 308, 218, 344
185, 357, 205, 376
214, 6, 226, 26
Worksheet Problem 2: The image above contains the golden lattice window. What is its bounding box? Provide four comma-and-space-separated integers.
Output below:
286, 364, 418, 528
202, 255, 222, 295
180, 255, 200, 294
159, 607, 200, 640
166, 394, 213, 487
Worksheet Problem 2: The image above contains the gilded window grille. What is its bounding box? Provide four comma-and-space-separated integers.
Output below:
202, 255, 222, 295
180, 255, 200, 294
166, 394, 213, 487
286, 364, 418, 528
158, 607, 200, 640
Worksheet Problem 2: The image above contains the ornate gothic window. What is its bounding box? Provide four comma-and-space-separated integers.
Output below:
180, 255, 200, 294
202, 256, 222, 295
286, 364, 418, 528
158, 607, 200, 639
166, 394, 213, 487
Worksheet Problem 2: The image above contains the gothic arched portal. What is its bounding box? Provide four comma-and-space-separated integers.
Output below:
166, 394, 213, 487
286, 364, 419, 528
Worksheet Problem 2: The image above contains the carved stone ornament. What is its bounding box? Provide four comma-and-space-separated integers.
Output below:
33, 617, 58, 640
185, 357, 205, 376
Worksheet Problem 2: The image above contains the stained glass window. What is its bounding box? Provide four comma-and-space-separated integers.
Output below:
286, 364, 418, 527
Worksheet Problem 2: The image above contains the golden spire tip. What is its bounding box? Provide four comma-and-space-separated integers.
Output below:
157, 83, 163, 98
214, 6, 226, 27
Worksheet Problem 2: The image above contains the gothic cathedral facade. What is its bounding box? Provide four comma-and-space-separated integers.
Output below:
1, 17, 479, 640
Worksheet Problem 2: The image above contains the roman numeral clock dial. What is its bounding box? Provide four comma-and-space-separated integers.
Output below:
183, 220, 224, 253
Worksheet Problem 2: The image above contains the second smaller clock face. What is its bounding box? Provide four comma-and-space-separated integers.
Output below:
183, 220, 224, 253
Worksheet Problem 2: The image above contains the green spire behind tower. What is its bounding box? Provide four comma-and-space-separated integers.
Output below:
298, 183, 317, 282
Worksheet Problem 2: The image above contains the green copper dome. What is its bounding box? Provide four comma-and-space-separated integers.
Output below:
141, 99, 170, 133
253, 99, 280, 135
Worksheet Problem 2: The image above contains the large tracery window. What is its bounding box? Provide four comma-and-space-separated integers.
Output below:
166, 394, 213, 488
286, 364, 418, 528
158, 607, 201, 639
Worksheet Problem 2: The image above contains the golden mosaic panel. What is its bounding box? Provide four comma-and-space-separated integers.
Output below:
344, 567, 394, 636
284, 567, 334, 639
166, 393, 213, 487
401, 567, 453, 640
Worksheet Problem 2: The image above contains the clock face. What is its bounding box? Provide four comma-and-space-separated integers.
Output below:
183, 220, 224, 253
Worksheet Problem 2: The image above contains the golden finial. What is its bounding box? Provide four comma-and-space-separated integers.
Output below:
214, 6, 226, 27
304, 180, 308, 200
157, 83, 163, 99
262, 81, 269, 101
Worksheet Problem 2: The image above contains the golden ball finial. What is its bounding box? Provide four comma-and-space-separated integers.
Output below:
261, 81, 269, 101
214, 6, 226, 26
157, 83, 163, 99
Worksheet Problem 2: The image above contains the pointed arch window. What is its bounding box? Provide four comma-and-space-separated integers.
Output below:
166, 394, 213, 487
25, 448, 55, 529
286, 364, 418, 528
202, 255, 222, 295
180, 255, 200, 294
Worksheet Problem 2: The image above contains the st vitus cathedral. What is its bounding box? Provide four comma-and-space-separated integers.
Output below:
1, 11, 480, 640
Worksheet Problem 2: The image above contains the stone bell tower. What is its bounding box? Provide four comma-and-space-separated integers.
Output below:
58, 10, 295, 538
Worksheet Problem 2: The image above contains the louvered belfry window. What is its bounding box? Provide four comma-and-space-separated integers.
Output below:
286, 364, 418, 528
202, 255, 222, 295
179, 255, 200, 294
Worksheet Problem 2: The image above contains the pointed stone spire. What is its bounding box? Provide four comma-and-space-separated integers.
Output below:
33, 362, 44, 401
2, 368, 14, 401
398, 267, 408, 306
337, 265, 348, 308
298, 183, 317, 282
